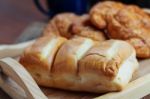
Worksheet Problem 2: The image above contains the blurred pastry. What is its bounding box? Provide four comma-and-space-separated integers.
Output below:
43, 13, 79, 38
90, 1, 124, 29
72, 14, 106, 41
43, 13, 106, 42
107, 5, 150, 58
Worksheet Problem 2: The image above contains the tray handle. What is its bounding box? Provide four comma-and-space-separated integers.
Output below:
0, 57, 47, 99
0, 40, 35, 58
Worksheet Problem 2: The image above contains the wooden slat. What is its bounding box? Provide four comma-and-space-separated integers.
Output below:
0, 58, 48, 99
0, 40, 34, 58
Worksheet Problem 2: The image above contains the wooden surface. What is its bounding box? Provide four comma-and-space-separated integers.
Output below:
0, 40, 35, 59
0, 0, 46, 44
0, 58, 47, 99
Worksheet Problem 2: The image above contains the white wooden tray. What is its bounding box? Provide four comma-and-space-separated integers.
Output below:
0, 40, 150, 99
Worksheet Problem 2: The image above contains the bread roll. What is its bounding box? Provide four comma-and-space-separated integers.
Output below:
20, 36, 138, 93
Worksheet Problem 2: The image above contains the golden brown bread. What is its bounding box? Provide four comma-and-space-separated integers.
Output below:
72, 14, 106, 41
43, 13, 79, 38
42, 1, 150, 58
20, 35, 138, 93
52, 36, 94, 74
78, 40, 138, 92
89, 1, 150, 58
107, 5, 150, 58
90, 1, 125, 29
20, 35, 67, 85
43, 13, 106, 42
51, 37, 95, 90
79, 40, 134, 79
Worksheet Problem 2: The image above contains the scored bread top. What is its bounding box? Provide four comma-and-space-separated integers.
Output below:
20, 35, 67, 71
79, 40, 135, 79
52, 36, 95, 75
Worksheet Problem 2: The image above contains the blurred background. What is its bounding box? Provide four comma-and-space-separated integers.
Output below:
0, 0, 46, 44
0, 0, 150, 44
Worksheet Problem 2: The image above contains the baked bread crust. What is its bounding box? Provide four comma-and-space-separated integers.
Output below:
90, 1, 124, 29
107, 5, 150, 58
79, 40, 134, 79
20, 36, 138, 93
20, 35, 67, 85
72, 14, 106, 41
52, 36, 94, 74
43, 13, 79, 38
43, 13, 106, 42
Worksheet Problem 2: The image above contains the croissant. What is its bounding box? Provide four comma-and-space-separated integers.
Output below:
43, 13, 80, 38
43, 13, 106, 42
72, 14, 106, 41
106, 5, 150, 58
90, 1, 125, 29
20, 35, 138, 93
